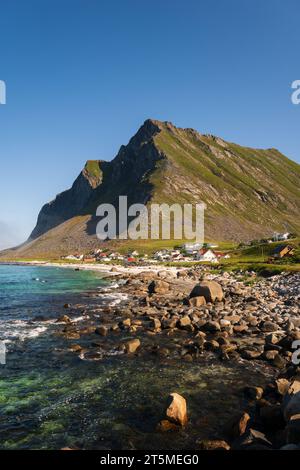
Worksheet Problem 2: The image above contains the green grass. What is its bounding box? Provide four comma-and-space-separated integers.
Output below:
85, 160, 101, 180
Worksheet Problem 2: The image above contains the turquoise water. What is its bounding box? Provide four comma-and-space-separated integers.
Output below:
0, 264, 107, 342
0, 264, 273, 450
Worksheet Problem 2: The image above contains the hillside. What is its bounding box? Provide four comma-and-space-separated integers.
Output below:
1, 119, 300, 258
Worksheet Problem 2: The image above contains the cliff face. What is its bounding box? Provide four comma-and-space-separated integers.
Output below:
29, 120, 165, 241
3, 119, 300, 258
29, 160, 105, 240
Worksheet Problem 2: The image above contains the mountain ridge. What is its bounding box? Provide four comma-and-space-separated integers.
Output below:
1, 119, 300, 258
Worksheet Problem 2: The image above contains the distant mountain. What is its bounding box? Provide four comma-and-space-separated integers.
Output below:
2, 119, 300, 258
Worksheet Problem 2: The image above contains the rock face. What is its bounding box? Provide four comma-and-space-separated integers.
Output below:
166, 393, 188, 427
3, 118, 300, 258
190, 281, 224, 303
30, 160, 105, 240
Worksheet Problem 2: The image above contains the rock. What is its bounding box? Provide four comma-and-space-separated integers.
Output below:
196, 439, 230, 450
150, 317, 161, 330
220, 319, 231, 327
244, 386, 264, 400
148, 280, 170, 295
63, 331, 80, 340
162, 317, 178, 329
286, 414, 300, 444
56, 315, 72, 323
260, 321, 279, 333
204, 340, 219, 351
273, 354, 287, 369
233, 324, 248, 333
95, 326, 108, 336
166, 393, 188, 427
265, 333, 279, 345
190, 281, 224, 303
223, 315, 241, 324
263, 350, 279, 361
122, 318, 132, 328
178, 316, 191, 328
157, 420, 179, 432
69, 344, 82, 352
125, 339, 141, 354
276, 378, 290, 396
188, 296, 206, 307
233, 428, 272, 449
63, 303, 71, 309
241, 349, 262, 360
224, 412, 250, 439
283, 378, 300, 421
202, 320, 221, 333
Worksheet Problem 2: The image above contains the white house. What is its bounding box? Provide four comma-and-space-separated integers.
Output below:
196, 249, 219, 263
273, 232, 291, 241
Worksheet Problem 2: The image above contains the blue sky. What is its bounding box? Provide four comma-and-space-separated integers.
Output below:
0, 0, 299, 248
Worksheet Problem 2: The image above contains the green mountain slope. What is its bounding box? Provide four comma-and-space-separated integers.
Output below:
1, 119, 300, 258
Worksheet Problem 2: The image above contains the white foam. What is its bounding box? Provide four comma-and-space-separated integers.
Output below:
0, 319, 51, 342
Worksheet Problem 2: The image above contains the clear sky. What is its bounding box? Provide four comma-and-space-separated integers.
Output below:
0, 0, 299, 248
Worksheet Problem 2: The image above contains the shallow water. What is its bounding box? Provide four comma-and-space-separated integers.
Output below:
0, 265, 273, 450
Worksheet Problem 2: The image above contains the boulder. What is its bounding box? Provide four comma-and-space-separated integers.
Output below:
95, 326, 108, 336
276, 378, 290, 396
148, 280, 170, 295
224, 412, 250, 439
166, 393, 188, 427
56, 315, 72, 323
202, 320, 221, 333
190, 281, 224, 303
125, 338, 141, 354
121, 318, 132, 328
178, 316, 191, 328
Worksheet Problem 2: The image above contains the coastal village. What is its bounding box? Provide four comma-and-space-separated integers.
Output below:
61, 232, 296, 266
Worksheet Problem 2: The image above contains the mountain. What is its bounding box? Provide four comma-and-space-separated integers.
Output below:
2, 119, 300, 258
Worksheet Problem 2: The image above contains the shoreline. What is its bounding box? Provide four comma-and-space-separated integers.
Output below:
0, 259, 188, 277
1, 261, 300, 449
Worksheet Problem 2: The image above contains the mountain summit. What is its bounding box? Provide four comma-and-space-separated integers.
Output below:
3, 119, 300, 257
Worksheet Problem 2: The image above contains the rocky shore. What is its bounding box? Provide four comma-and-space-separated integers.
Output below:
54, 265, 300, 450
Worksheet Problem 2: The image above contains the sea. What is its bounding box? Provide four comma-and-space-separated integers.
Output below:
0, 264, 272, 450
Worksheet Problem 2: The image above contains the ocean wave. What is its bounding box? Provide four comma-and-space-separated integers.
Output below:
0, 319, 52, 343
